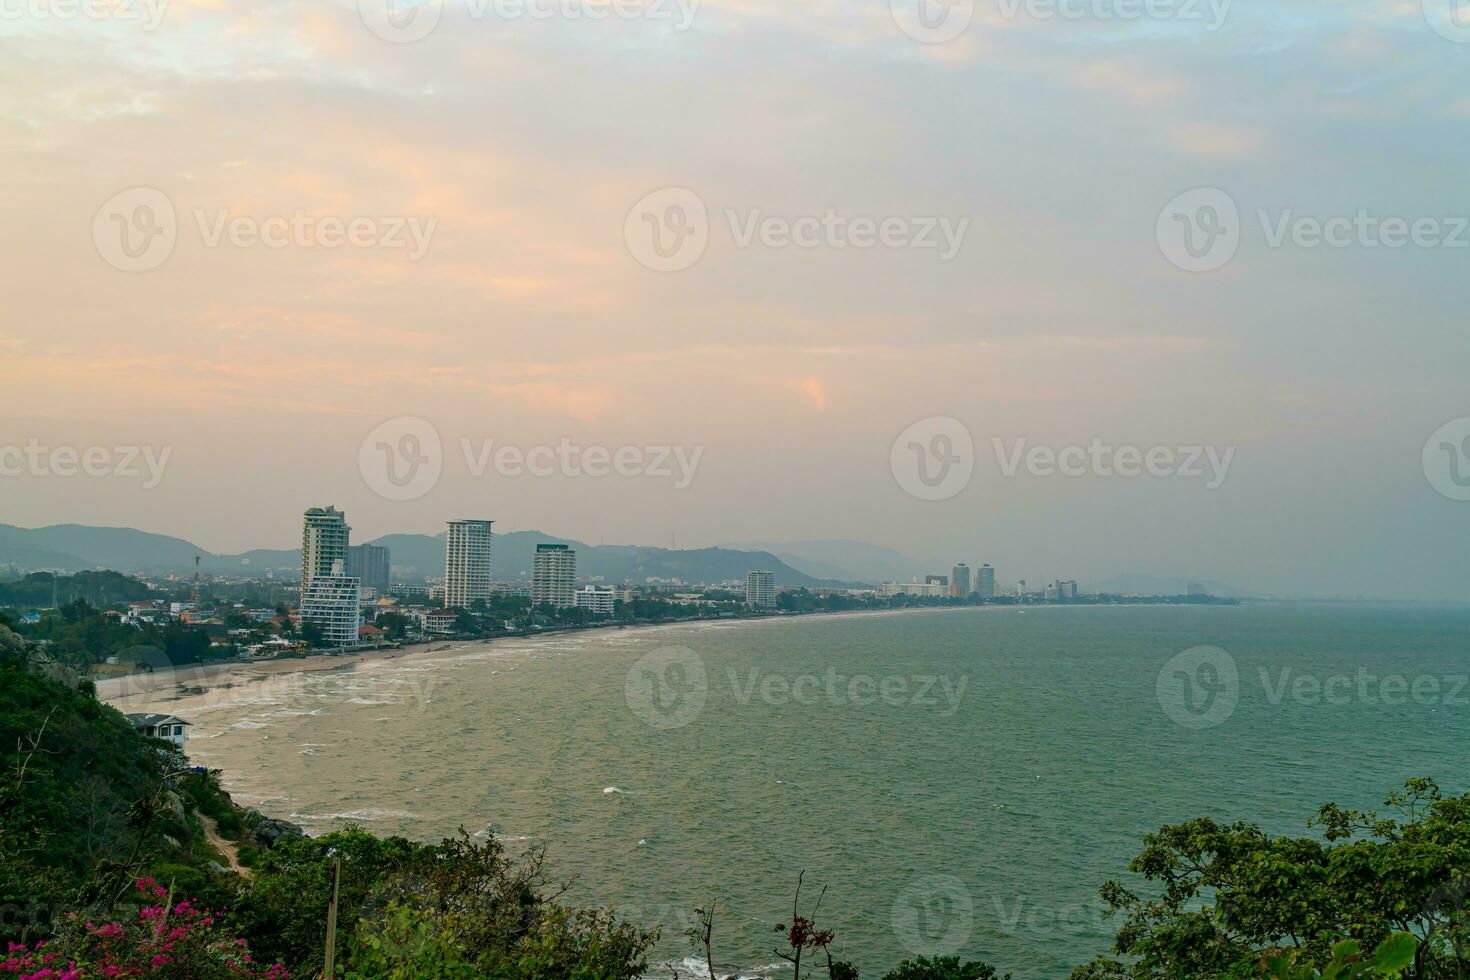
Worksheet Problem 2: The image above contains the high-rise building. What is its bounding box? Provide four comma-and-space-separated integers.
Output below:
346, 543, 390, 597
300, 560, 360, 647
925, 574, 948, 590
746, 570, 776, 609
300, 506, 350, 590
1050, 579, 1078, 601
951, 563, 971, 597
444, 520, 494, 609
977, 563, 995, 599
532, 544, 576, 608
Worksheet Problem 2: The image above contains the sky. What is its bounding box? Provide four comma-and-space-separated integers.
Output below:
1, 0, 1468, 598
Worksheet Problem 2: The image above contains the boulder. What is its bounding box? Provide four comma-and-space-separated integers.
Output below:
248, 813, 306, 849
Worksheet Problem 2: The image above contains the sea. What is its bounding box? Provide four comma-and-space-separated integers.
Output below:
109, 602, 1470, 978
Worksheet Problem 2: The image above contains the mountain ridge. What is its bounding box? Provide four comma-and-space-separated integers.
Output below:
0, 523, 846, 588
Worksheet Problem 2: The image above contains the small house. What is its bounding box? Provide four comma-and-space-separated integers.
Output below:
125, 713, 191, 751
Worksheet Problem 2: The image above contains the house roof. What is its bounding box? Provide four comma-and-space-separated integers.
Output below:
124, 713, 191, 728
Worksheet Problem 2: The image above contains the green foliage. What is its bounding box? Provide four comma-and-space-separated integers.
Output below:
1073, 778, 1470, 979
14, 594, 218, 671
0, 570, 152, 610
881, 956, 1012, 980
0, 635, 252, 955
341, 832, 654, 979
230, 826, 423, 974
1263, 933, 1418, 979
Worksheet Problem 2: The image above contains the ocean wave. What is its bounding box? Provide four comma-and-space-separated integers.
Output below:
289, 808, 418, 823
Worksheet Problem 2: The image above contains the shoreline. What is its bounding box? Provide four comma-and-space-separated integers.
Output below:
93, 599, 1238, 710
93, 603, 1027, 709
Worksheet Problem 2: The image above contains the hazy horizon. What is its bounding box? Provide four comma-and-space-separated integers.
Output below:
3, 0, 1469, 600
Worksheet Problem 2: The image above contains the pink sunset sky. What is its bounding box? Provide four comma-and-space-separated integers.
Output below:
2, 0, 1467, 597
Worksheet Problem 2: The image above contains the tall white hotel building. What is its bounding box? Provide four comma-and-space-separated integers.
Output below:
299, 506, 360, 646
532, 543, 576, 608
300, 506, 350, 589
444, 519, 494, 609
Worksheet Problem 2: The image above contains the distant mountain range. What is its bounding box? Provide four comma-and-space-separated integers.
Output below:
721, 538, 929, 584
0, 523, 846, 589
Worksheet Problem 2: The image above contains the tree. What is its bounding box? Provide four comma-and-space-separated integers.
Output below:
1073, 779, 1470, 979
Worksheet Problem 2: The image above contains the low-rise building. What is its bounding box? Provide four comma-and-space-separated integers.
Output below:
125, 713, 191, 751
572, 586, 617, 615
422, 609, 459, 635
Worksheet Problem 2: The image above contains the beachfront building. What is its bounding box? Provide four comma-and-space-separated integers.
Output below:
951, 563, 971, 597
880, 579, 945, 597
125, 713, 191, 751
746, 570, 776, 609
301, 506, 350, 590
532, 544, 577, 608
346, 543, 390, 597
422, 609, 459, 635
977, 563, 996, 599
444, 519, 494, 608
572, 585, 617, 615
300, 565, 361, 646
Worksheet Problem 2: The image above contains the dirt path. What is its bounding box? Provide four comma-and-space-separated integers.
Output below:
199, 813, 249, 877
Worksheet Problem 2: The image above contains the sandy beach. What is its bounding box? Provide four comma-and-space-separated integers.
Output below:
93, 605, 981, 714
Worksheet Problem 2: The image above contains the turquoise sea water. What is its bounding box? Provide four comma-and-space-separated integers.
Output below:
127, 603, 1470, 977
